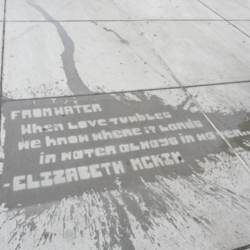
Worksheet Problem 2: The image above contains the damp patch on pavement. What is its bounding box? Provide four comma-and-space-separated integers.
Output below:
188, 83, 250, 181
0, 90, 250, 250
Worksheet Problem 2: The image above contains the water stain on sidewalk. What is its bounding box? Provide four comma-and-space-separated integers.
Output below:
27, 0, 92, 95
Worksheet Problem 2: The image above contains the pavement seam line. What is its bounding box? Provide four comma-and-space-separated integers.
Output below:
197, 0, 250, 38
2, 80, 250, 103
0, 0, 7, 138
1, 19, 250, 23
184, 88, 250, 174
0, 0, 7, 97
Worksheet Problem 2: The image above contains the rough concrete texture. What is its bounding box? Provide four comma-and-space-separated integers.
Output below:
0, 0, 250, 250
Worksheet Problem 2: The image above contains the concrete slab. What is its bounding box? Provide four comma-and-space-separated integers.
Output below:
232, 21, 250, 36
1, 0, 250, 249
3, 21, 250, 99
3, 21, 179, 99
6, 0, 219, 21
188, 83, 250, 180
0, 89, 250, 249
134, 21, 250, 86
200, 0, 250, 19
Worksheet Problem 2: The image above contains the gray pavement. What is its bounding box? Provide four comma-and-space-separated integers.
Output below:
0, 1, 250, 249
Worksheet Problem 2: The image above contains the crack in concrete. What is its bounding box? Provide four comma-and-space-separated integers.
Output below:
102, 26, 130, 45
27, 0, 92, 95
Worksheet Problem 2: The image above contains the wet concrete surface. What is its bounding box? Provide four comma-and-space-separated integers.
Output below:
188, 83, 250, 171
1, 88, 250, 250
0, 0, 250, 250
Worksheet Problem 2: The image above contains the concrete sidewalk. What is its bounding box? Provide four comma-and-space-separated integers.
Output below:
0, 1, 250, 249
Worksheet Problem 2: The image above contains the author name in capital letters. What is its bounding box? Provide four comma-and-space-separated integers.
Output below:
12, 152, 184, 191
